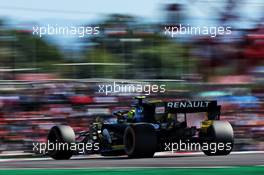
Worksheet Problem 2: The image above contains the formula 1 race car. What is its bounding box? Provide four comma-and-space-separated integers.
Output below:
46, 96, 234, 160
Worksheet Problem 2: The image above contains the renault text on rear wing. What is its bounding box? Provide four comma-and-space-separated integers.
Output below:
165, 101, 221, 114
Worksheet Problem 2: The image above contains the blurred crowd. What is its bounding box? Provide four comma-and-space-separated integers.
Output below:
0, 80, 263, 153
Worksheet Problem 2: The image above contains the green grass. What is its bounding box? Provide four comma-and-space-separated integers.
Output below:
1, 167, 264, 175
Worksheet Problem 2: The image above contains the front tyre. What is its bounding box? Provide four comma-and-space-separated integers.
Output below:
47, 125, 75, 160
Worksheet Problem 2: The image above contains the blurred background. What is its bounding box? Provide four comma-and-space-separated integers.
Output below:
0, 0, 264, 154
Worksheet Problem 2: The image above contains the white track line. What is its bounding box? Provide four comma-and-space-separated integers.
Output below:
155, 151, 264, 156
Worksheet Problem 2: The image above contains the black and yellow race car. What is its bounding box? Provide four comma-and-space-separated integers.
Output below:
46, 96, 234, 159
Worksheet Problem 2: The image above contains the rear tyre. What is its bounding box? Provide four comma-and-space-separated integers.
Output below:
47, 125, 75, 160
124, 123, 157, 158
201, 121, 234, 156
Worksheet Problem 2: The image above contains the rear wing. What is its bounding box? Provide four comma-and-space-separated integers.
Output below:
164, 101, 221, 114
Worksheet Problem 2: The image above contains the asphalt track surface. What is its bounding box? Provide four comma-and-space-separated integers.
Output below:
0, 152, 263, 168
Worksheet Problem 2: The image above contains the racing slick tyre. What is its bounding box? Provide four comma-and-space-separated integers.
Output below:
47, 125, 75, 160
124, 123, 157, 158
201, 121, 234, 156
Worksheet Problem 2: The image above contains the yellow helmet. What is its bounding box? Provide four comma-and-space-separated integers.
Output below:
127, 108, 135, 119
